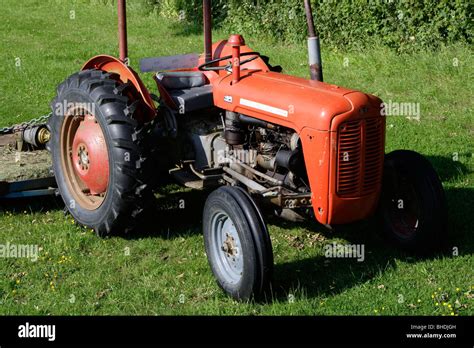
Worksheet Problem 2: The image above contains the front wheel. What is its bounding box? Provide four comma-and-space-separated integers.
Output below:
377, 150, 448, 253
203, 186, 273, 301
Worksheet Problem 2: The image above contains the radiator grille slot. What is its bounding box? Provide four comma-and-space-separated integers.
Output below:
336, 118, 384, 197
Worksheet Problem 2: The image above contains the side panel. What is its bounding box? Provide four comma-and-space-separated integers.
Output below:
299, 127, 331, 224
82, 55, 156, 121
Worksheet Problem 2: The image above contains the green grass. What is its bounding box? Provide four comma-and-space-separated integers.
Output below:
0, 0, 473, 315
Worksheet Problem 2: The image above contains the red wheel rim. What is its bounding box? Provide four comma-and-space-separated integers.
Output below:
60, 106, 109, 210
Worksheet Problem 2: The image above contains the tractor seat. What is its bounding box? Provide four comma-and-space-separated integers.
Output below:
156, 71, 207, 90
156, 72, 213, 112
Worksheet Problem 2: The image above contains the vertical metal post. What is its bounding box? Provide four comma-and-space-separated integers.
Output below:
228, 35, 244, 84
203, 0, 212, 62
304, 0, 323, 82
118, 0, 128, 63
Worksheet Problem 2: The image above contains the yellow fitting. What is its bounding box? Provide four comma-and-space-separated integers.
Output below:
38, 127, 50, 144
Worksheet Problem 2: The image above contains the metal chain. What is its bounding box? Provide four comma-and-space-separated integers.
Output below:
0, 112, 52, 135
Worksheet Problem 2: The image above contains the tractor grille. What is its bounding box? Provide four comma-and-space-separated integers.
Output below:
336, 118, 384, 197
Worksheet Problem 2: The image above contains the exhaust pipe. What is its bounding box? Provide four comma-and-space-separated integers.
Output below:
118, 0, 128, 63
304, 0, 323, 82
203, 0, 212, 63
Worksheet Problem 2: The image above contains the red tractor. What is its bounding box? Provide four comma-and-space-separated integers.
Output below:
47, 0, 447, 300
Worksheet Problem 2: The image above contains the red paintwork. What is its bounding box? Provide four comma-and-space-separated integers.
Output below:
227, 34, 245, 46
82, 55, 155, 121
83, 37, 385, 225
72, 115, 109, 195
227, 35, 245, 84
204, 41, 385, 225
199, 40, 271, 82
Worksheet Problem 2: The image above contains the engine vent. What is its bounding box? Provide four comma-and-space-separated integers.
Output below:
336, 118, 384, 197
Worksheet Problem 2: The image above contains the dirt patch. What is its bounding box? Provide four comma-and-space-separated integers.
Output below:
285, 232, 327, 250
0, 145, 51, 182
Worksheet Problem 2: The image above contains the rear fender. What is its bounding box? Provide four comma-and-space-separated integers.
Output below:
82, 55, 156, 121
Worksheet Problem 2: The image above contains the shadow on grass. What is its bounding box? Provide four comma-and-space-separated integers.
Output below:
0, 195, 64, 214
267, 216, 397, 301
272, 154, 474, 301
129, 188, 212, 240
125, 183, 472, 302
268, 185, 473, 302
427, 155, 471, 182
1, 169, 471, 303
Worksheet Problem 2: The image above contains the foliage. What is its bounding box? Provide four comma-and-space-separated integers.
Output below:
146, 0, 473, 51
0, 0, 473, 315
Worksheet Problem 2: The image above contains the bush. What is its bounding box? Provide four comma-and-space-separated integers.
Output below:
142, 0, 228, 24
142, 0, 473, 51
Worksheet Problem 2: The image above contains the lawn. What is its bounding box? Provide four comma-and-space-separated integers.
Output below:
0, 0, 472, 315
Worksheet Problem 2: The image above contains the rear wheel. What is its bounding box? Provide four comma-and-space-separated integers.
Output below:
203, 186, 273, 301
48, 69, 154, 236
377, 150, 447, 253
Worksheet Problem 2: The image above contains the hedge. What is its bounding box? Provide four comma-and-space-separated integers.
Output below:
143, 0, 472, 51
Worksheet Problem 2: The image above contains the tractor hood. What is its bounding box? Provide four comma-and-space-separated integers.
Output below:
212, 70, 375, 132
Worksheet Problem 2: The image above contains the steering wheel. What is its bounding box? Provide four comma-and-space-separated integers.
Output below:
198, 51, 261, 71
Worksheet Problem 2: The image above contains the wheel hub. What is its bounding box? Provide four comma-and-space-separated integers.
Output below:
222, 233, 238, 257
71, 115, 109, 195
77, 144, 90, 170
210, 211, 244, 284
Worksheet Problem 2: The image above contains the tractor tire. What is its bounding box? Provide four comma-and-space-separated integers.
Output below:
203, 186, 273, 301
377, 150, 448, 253
47, 69, 155, 236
